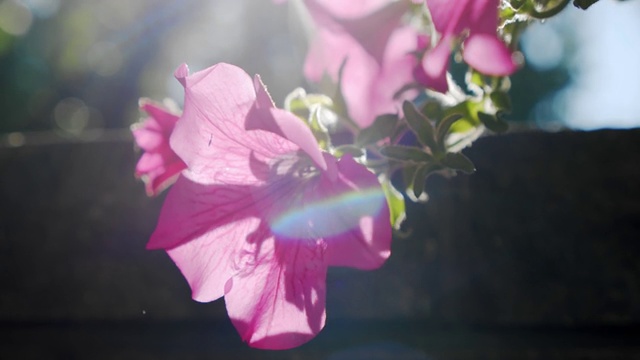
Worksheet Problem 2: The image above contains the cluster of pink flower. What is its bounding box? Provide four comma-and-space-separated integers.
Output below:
132, 0, 518, 350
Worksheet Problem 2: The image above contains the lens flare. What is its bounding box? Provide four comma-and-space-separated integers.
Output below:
270, 186, 386, 240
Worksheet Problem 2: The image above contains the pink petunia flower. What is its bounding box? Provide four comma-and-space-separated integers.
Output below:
148, 63, 392, 349
132, 99, 187, 196
420, 0, 517, 92
303, 0, 421, 128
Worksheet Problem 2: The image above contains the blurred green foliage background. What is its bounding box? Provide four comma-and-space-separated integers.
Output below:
2, 0, 637, 140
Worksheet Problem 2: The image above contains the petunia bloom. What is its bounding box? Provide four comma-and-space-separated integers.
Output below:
132, 99, 187, 196
302, 0, 422, 128
420, 0, 517, 92
148, 63, 392, 349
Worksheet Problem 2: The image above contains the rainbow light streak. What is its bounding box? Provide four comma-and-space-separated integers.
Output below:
270, 186, 386, 240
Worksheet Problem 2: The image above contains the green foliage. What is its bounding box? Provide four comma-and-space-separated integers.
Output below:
380, 145, 435, 163
380, 177, 406, 230
356, 114, 399, 146
402, 101, 438, 151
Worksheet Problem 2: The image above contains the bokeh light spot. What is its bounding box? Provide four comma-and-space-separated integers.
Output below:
18, 0, 59, 19
521, 21, 564, 71
6, 132, 25, 147
0, 0, 33, 36
54, 97, 90, 135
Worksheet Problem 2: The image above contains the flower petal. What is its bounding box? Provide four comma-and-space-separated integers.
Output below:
139, 99, 180, 133
169, 63, 299, 186
322, 155, 391, 269
306, 0, 391, 20
145, 159, 187, 197
303, 0, 419, 127
246, 75, 327, 171
148, 176, 258, 250
463, 33, 517, 76
132, 121, 164, 151
420, 36, 453, 92
426, 0, 468, 35
149, 176, 263, 301
224, 234, 327, 349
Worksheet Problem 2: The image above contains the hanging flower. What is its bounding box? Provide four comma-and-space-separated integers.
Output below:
420, 0, 517, 92
302, 0, 422, 127
148, 63, 392, 349
132, 99, 186, 196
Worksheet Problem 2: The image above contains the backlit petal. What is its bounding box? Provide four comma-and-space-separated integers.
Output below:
463, 33, 517, 76
169, 63, 299, 185
420, 36, 453, 92
224, 235, 327, 350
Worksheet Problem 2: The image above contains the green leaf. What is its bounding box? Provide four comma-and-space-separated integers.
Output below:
469, 70, 485, 87
445, 101, 481, 134
441, 152, 475, 174
412, 164, 429, 201
421, 100, 443, 120
333, 144, 364, 158
380, 145, 434, 163
381, 177, 406, 230
402, 101, 439, 151
410, 162, 444, 202
402, 164, 418, 196
309, 107, 331, 150
284, 88, 311, 119
490, 91, 512, 112
477, 111, 508, 133
356, 114, 398, 146
435, 113, 463, 150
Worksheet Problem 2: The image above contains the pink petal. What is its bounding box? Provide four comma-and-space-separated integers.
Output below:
468, 0, 500, 34
426, 0, 469, 35
322, 156, 391, 269
134, 144, 173, 174
306, 0, 391, 20
267, 155, 390, 269
139, 99, 180, 133
148, 176, 259, 250
303, 0, 419, 127
149, 176, 262, 301
224, 235, 327, 349
246, 76, 327, 171
132, 123, 165, 152
169, 63, 299, 185
463, 33, 517, 76
146, 159, 187, 197
166, 216, 264, 302
420, 36, 453, 92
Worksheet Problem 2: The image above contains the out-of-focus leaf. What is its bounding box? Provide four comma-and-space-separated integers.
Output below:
435, 113, 463, 149
356, 114, 398, 146
333, 144, 364, 158
469, 70, 485, 87
574, 0, 598, 9
309, 107, 331, 150
441, 152, 475, 174
412, 163, 429, 201
477, 111, 508, 133
380, 145, 434, 163
490, 91, 512, 112
402, 101, 438, 151
422, 100, 443, 120
381, 177, 406, 230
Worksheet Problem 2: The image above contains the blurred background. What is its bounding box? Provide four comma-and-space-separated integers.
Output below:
1, 0, 639, 144
0, 0, 305, 143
